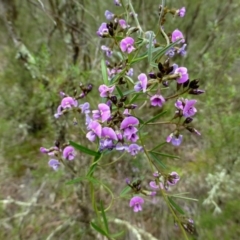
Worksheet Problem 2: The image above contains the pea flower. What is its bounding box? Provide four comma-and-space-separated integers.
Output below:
134, 73, 148, 93
167, 172, 180, 186
97, 23, 109, 37
92, 103, 111, 122
171, 29, 185, 43
175, 67, 189, 83
149, 181, 164, 190
105, 10, 114, 20
99, 127, 118, 151
120, 116, 139, 139
99, 85, 115, 97
79, 102, 90, 114
129, 196, 144, 212
101, 45, 113, 57
63, 146, 76, 160
150, 94, 165, 107
120, 37, 135, 54
86, 121, 102, 142
114, 0, 121, 6
127, 144, 143, 156
166, 133, 183, 146
119, 19, 129, 29
176, 7, 186, 18
48, 159, 60, 171
183, 99, 197, 117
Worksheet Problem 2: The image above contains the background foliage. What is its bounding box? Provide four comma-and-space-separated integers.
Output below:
0, 0, 239, 239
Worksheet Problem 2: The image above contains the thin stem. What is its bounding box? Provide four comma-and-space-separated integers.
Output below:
147, 121, 172, 125
128, 0, 143, 36
159, 0, 170, 46
160, 188, 189, 240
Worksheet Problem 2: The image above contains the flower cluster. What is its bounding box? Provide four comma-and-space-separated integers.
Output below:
40, 144, 76, 171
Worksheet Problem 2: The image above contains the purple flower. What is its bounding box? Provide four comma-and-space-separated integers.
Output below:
150, 94, 165, 107
119, 19, 129, 29
92, 103, 111, 122
176, 7, 186, 18
40, 147, 48, 154
114, 0, 121, 6
48, 159, 60, 171
167, 172, 180, 185
102, 127, 118, 141
120, 37, 135, 54
129, 196, 144, 212
149, 181, 164, 189
99, 85, 115, 97
63, 146, 76, 160
134, 73, 148, 93
183, 99, 197, 117
79, 102, 90, 114
97, 23, 109, 37
120, 116, 139, 140
100, 139, 115, 151
166, 133, 183, 146
61, 97, 78, 109
105, 10, 114, 20
101, 45, 113, 57
171, 29, 185, 43
126, 68, 134, 76
40, 146, 59, 156
175, 67, 189, 84
177, 44, 187, 56
86, 121, 102, 142
165, 48, 175, 58
127, 144, 143, 156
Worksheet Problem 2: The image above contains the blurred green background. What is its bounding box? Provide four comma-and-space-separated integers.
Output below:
0, 0, 240, 239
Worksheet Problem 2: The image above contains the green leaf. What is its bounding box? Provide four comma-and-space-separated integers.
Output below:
168, 196, 185, 214
87, 153, 102, 177
116, 86, 124, 98
66, 176, 100, 185
144, 111, 167, 124
149, 152, 167, 169
152, 39, 183, 62
131, 46, 163, 64
100, 201, 109, 234
101, 59, 109, 86
150, 150, 180, 159
125, 75, 135, 85
148, 32, 153, 63
111, 230, 125, 238
150, 142, 166, 151
120, 185, 131, 197
91, 222, 108, 237
69, 141, 100, 157
170, 195, 198, 202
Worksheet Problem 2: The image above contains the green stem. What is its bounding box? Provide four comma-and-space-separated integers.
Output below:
160, 188, 189, 240
159, 0, 170, 46
128, 0, 143, 36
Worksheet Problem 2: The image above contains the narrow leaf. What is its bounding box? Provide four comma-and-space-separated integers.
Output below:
147, 32, 153, 63
70, 141, 100, 157
91, 222, 108, 237
116, 86, 123, 98
100, 201, 109, 234
149, 152, 166, 169
101, 59, 109, 86
87, 153, 102, 177
150, 150, 180, 159
168, 196, 185, 214
152, 39, 182, 61
150, 142, 166, 151
120, 185, 131, 197
144, 111, 167, 124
